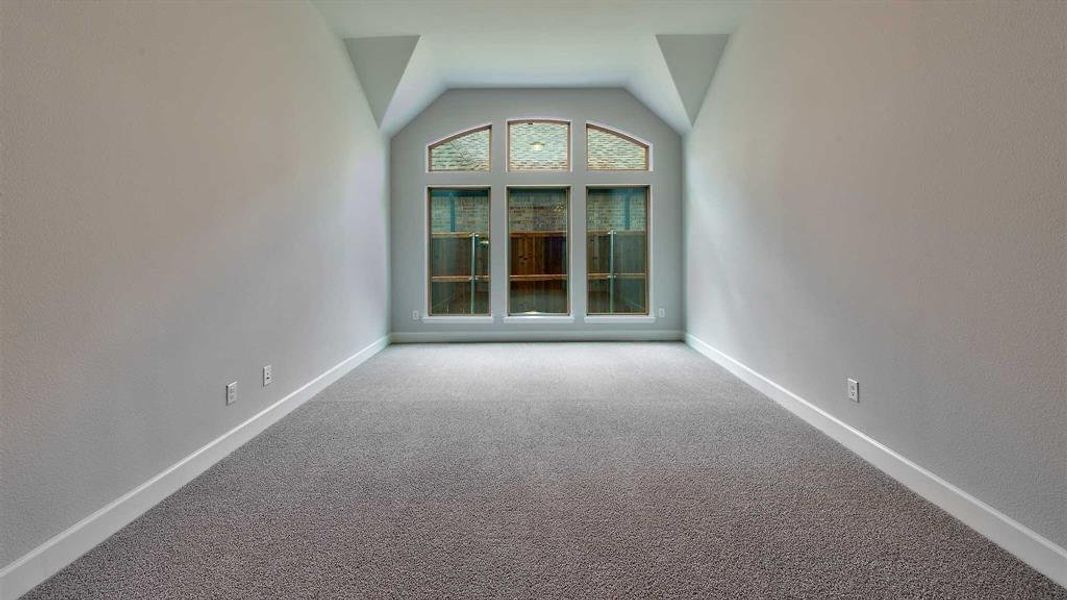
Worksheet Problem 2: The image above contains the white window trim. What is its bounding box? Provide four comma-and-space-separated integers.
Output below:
420, 120, 659, 325
503, 315, 576, 324
504, 185, 575, 317
584, 315, 656, 324
584, 183, 654, 318
424, 185, 494, 318
422, 315, 495, 323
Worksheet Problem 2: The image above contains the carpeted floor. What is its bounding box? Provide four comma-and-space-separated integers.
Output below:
25, 343, 1066, 599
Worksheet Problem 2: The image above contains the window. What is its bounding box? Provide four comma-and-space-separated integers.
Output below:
428, 126, 491, 172
587, 187, 648, 315
508, 120, 570, 171
423, 120, 653, 319
586, 124, 649, 171
428, 188, 490, 315
508, 187, 569, 315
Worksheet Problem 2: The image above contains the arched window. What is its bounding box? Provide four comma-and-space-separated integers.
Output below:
422, 117, 656, 321
586, 124, 649, 171
428, 125, 491, 172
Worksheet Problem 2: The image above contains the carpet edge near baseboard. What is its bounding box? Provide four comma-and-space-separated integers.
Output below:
684, 332, 1067, 589
0, 334, 391, 600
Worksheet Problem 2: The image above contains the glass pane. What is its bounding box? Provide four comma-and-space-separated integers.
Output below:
508, 121, 569, 171
429, 126, 490, 171
428, 188, 490, 315
587, 125, 648, 170
508, 188, 569, 314
587, 187, 648, 314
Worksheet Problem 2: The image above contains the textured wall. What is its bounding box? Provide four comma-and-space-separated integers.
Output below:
391, 88, 683, 339
0, 0, 389, 565
686, 3, 1066, 546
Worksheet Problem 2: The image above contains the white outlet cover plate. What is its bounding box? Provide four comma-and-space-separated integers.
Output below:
847, 378, 859, 402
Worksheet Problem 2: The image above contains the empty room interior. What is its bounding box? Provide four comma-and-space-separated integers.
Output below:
1, 1, 1065, 598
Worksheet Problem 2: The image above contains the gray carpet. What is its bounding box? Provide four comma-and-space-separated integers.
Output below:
25, 343, 1066, 599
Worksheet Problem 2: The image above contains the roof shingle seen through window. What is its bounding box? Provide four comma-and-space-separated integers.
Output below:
429, 126, 491, 171
587, 125, 648, 170
509, 121, 569, 171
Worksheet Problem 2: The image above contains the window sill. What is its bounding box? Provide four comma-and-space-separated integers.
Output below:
502, 315, 575, 324
584, 315, 656, 324
421, 315, 494, 323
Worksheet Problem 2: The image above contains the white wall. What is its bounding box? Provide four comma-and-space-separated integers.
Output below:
0, 0, 388, 569
686, 0, 1065, 551
390, 88, 683, 341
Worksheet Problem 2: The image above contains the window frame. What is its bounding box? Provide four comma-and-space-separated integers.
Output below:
426, 124, 493, 173
506, 118, 573, 173
585, 122, 653, 172
583, 184, 655, 323
424, 185, 494, 321
584, 184, 652, 318
419, 119, 659, 324
504, 185, 574, 320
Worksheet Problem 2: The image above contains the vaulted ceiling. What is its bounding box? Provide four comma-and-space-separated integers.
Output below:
311, 0, 748, 136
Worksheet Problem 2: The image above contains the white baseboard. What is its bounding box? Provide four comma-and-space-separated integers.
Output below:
391, 329, 684, 343
0, 335, 390, 600
685, 333, 1067, 588
6, 333, 1061, 597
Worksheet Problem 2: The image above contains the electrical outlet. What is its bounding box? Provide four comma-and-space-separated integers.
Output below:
226, 381, 237, 405
412, 310, 420, 321
657, 307, 666, 319
847, 378, 859, 403
263, 365, 272, 387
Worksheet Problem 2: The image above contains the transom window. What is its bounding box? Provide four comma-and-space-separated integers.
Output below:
586, 124, 649, 171
428, 125, 491, 172
508, 120, 570, 171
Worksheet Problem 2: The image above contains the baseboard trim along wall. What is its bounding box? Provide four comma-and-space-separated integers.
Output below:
5, 333, 1061, 597
391, 329, 685, 343
685, 333, 1067, 588
0, 335, 390, 600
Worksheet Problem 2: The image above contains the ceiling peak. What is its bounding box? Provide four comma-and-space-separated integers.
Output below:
344, 35, 420, 126
655, 34, 730, 124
